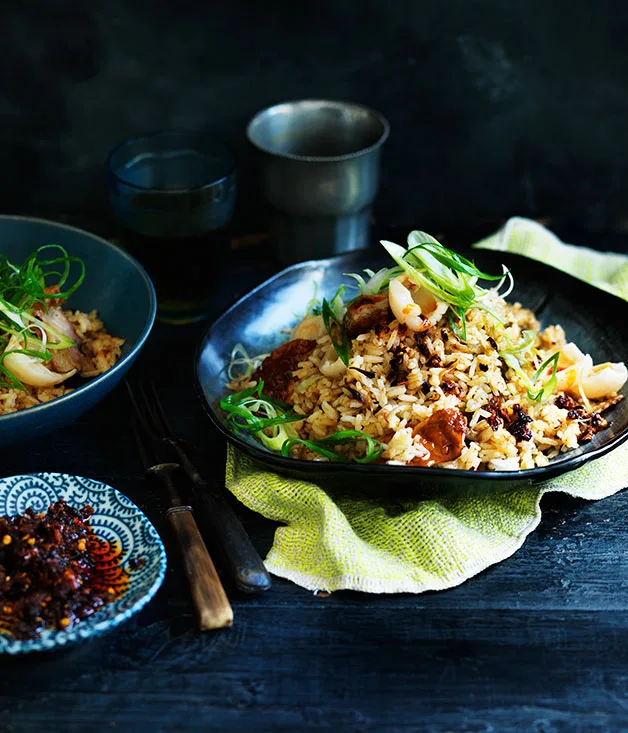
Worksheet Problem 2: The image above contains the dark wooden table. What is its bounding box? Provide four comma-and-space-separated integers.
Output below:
2, 238, 628, 733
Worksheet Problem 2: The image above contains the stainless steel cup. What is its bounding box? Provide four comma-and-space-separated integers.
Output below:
246, 99, 389, 264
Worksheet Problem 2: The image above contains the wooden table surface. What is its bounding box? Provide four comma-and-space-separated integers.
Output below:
1, 240, 628, 733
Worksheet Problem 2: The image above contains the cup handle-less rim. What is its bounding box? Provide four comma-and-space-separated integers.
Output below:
246, 99, 390, 163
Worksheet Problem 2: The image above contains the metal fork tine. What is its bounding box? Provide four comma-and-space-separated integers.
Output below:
130, 414, 156, 471
147, 380, 176, 439
125, 380, 160, 442
126, 380, 157, 470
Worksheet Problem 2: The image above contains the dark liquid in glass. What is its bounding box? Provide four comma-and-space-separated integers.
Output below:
121, 226, 230, 323
108, 135, 237, 323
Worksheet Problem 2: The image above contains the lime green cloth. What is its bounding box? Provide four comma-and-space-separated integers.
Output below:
474, 216, 628, 301
225, 217, 628, 593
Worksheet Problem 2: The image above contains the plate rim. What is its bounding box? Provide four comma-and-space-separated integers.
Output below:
195, 248, 628, 485
0, 471, 167, 655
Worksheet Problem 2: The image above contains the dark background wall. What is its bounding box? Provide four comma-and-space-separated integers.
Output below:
3, 0, 628, 243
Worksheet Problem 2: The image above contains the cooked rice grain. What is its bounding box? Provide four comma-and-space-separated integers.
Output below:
231, 293, 619, 470
0, 310, 124, 416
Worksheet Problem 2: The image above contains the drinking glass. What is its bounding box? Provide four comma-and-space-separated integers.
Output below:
106, 131, 237, 324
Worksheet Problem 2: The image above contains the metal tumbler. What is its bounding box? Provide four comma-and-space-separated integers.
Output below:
246, 99, 389, 264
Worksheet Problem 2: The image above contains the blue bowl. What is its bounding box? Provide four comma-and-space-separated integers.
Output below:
0, 215, 156, 445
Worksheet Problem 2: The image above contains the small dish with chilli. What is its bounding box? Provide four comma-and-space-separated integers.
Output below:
0, 473, 166, 655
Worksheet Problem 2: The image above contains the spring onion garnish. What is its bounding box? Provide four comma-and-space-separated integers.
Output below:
227, 343, 269, 381
221, 385, 383, 461
381, 232, 512, 339
500, 329, 537, 355
0, 245, 85, 308
499, 349, 561, 403
448, 306, 468, 341
328, 285, 347, 321
305, 284, 347, 321
281, 429, 384, 463
305, 281, 322, 316
322, 298, 350, 366
220, 381, 305, 434
344, 266, 402, 295
406, 230, 507, 283
0, 245, 85, 389
527, 352, 560, 403
499, 352, 530, 384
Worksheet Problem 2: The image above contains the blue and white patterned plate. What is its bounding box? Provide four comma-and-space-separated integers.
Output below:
0, 473, 167, 655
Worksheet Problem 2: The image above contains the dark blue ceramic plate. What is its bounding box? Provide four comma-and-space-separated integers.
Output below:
0, 215, 156, 445
0, 473, 166, 655
196, 248, 628, 497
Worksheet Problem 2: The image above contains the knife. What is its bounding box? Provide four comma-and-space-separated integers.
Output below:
165, 436, 272, 594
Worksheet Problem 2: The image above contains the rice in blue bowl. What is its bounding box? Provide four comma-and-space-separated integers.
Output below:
0, 215, 156, 445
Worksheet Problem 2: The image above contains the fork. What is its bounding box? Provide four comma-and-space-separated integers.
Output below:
128, 381, 233, 630
127, 380, 272, 594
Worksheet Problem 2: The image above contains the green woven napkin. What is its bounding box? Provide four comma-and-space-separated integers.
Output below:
474, 216, 628, 301
225, 217, 628, 593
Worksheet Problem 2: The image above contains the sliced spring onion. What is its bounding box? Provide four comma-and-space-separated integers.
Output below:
305, 281, 321, 316
448, 306, 468, 341
322, 298, 350, 366
527, 352, 560, 402
220, 381, 305, 434
0, 245, 86, 389
220, 381, 308, 453
501, 329, 537, 355
31, 245, 86, 301
500, 352, 532, 386
407, 231, 507, 281
329, 285, 347, 321
258, 422, 299, 452
382, 240, 468, 307
0, 362, 27, 391
227, 343, 268, 381
304, 283, 347, 321
381, 233, 511, 341
499, 349, 561, 403
281, 429, 384, 463
344, 266, 402, 295
0, 300, 25, 329
21, 312, 76, 350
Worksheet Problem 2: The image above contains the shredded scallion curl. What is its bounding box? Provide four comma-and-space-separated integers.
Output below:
0, 245, 85, 389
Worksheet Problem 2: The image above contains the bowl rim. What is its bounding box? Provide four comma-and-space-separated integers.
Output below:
195, 248, 628, 484
0, 215, 157, 422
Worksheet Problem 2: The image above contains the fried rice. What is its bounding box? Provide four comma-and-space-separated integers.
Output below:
0, 309, 124, 416
233, 291, 625, 471
227, 234, 626, 471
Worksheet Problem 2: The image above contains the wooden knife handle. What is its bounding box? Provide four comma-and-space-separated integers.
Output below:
170, 440, 271, 594
167, 507, 233, 630
196, 489, 272, 594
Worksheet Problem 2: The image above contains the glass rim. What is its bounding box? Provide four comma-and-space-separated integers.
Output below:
106, 130, 237, 194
